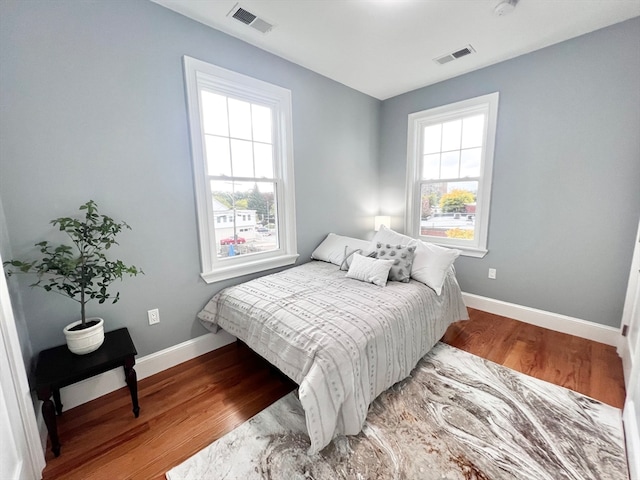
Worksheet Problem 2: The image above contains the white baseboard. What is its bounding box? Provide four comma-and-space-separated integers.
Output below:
462, 292, 621, 347
35, 297, 621, 451
624, 400, 640, 480
54, 296, 618, 412
55, 329, 236, 413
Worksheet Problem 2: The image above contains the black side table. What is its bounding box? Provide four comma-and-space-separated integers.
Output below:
33, 327, 140, 457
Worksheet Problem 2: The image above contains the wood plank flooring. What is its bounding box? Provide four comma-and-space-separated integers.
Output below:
41, 308, 626, 479
441, 309, 626, 408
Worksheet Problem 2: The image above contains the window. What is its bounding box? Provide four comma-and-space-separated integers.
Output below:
183, 56, 298, 282
405, 93, 498, 257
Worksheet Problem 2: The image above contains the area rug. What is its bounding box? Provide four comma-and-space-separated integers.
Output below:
166, 343, 628, 480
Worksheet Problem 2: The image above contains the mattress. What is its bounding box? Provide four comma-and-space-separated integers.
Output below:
198, 260, 468, 453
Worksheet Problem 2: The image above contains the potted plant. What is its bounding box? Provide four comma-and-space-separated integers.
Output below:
3, 200, 143, 354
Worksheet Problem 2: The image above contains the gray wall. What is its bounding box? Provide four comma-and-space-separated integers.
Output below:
0, 0, 380, 358
379, 17, 640, 328
2, 0, 637, 369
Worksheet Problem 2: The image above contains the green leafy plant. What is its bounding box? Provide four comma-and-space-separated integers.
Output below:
3, 200, 143, 328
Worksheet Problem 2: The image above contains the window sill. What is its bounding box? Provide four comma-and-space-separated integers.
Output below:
457, 247, 488, 258
200, 254, 299, 284
420, 237, 488, 258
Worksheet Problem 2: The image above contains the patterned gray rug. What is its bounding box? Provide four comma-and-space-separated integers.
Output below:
166, 343, 628, 480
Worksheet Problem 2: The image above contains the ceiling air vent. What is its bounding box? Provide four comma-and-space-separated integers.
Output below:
228, 4, 274, 34
434, 45, 476, 65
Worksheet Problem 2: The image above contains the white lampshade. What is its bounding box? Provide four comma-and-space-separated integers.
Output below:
374, 216, 391, 231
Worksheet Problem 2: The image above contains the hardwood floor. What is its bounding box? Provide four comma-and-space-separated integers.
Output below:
442, 309, 626, 409
41, 308, 626, 479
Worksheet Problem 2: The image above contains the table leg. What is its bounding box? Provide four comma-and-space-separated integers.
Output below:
124, 357, 140, 418
53, 388, 63, 416
38, 387, 61, 457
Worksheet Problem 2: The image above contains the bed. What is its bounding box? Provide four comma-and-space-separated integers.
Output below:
198, 231, 469, 454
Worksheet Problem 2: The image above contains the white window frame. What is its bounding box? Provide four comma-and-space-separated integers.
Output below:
405, 92, 499, 258
183, 56, 298, 283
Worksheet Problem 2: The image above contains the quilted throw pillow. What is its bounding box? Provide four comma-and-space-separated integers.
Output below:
374, 242, 416, 283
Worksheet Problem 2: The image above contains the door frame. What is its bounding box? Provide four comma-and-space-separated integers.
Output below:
620, 218, 640, 480
0, 250, 45, 479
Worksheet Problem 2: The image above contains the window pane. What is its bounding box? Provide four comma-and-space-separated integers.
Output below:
461, 114, 485, 149
252, 104, 272, 144
210, 180, 279, 259
440, 151, 460, 179
423, 124, 441, 154
252, 181, 279, 255
460, 147, 482, 178
422, 153, 440, 180
201, 91, 228, 136
228, 98, 252, 140
420, 183, 444, 220
230, 139, 254, 177
204, 135, 231, 176
210, 180, 235, 208
254, 143, 273, 178
420, 181, 477, 240
441, 119, 462, 152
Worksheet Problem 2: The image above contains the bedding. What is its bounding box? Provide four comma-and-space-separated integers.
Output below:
198, 260, 468, 454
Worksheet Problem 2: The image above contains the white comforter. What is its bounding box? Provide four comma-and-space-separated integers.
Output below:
198, 260, 468, 454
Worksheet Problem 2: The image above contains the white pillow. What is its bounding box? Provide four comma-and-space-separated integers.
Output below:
411, 241, 461, 295
369, 224, 415, 250
311, 233, 371, 266
346, 254, 394, 287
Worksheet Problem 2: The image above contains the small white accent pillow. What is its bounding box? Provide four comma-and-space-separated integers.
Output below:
411, 241, 461, 295
346, 254, 394, 287
311, 233, 371, 266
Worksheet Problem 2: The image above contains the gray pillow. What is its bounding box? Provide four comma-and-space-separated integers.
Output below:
374, 242, 416, 282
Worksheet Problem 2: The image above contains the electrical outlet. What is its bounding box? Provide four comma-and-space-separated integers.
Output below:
488, 268, 497, 280
148, 308, 160, 325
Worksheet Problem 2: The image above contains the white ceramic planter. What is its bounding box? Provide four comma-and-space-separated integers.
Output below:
63, 317, 105, 355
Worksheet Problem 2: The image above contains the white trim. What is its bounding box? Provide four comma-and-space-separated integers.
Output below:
0, 252, 46, 479
201, 253, 298, 283
621, 343, 634, 392
405, 92, 499, 255
619, 218, 640, 380
53, 330, 235, 412
621, 220, 640, 480
625, 400, 640, 480
462, 292, 621, 347
183, 56, 297, 283
455, 247, 488, 258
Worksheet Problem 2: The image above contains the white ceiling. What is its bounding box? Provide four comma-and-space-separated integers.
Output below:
151, 0, 640, 100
